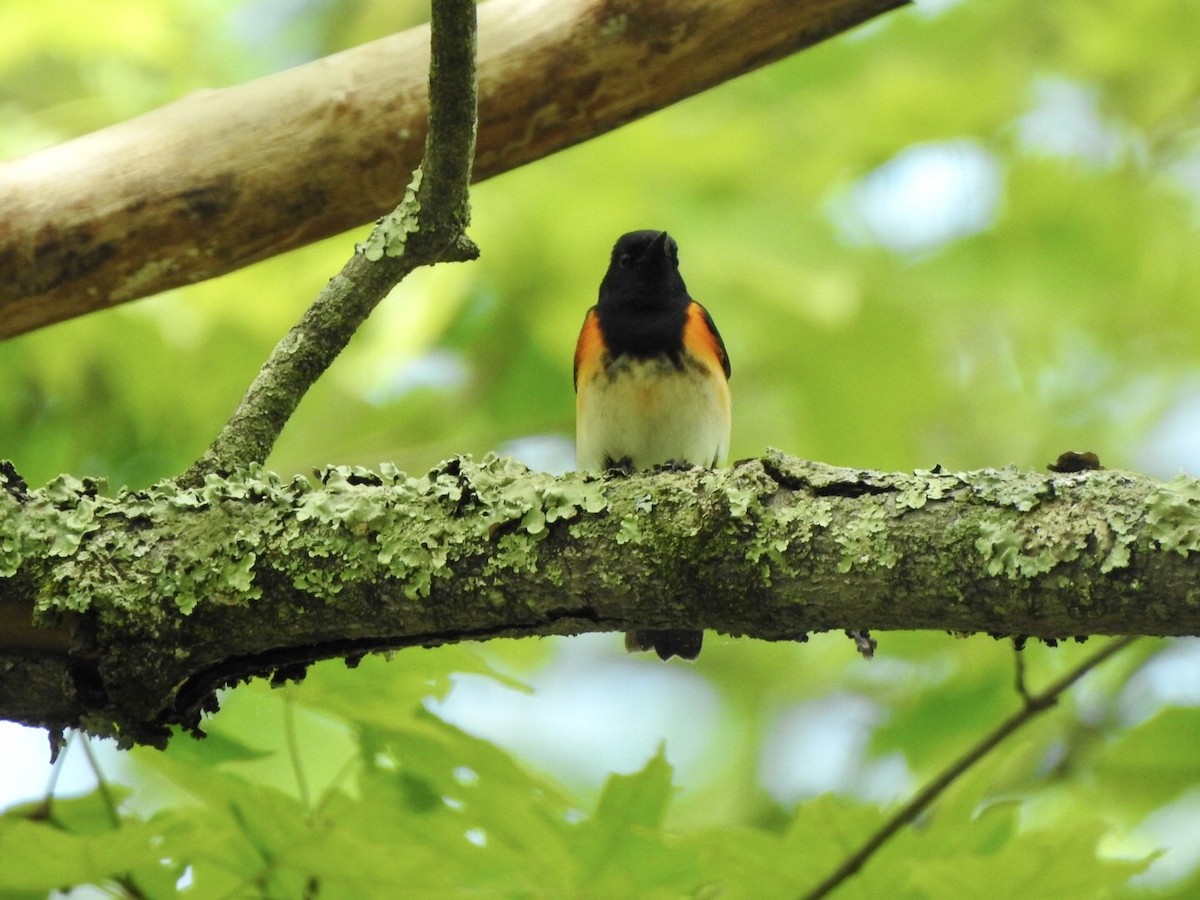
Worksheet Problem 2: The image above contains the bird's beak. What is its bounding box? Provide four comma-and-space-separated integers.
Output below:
649, 231, 670, 257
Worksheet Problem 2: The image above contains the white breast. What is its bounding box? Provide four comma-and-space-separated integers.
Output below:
576, 355, 731, 472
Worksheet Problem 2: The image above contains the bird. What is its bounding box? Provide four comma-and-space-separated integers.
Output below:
573, 230, 731, 661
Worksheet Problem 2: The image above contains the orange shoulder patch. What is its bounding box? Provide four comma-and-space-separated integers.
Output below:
573, 307, 605, 391
683, 302, 731, 379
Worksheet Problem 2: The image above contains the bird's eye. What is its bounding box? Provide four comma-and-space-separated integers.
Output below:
618, 252, 633, 267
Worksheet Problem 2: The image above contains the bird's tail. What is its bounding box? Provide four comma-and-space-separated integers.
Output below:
625, 629, 703, 661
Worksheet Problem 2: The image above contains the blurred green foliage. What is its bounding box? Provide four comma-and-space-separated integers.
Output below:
3, 0, 1200, 895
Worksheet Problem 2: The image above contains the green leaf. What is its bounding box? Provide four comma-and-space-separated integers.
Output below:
903, 819, 1149, 898
296, 648, 529, 731
594, 745, 675, 830
0, 815, 171, 893
1092, 707, 1200, 818
668, 795, 891, 900
561, 750, 707, 894
152, 726, 275, 767
868, 638, 1017, 772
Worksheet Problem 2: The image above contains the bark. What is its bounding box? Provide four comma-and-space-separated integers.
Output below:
0, 0, 907, 338
181, 0, 479, 483
1, 453, 1198, 747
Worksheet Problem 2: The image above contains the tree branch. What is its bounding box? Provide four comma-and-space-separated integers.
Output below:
2, 453, 1199, 747
179, 0, 478, 484
0, 0, 909, 338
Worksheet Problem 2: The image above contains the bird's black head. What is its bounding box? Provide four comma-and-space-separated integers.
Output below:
598, 230, 689, 311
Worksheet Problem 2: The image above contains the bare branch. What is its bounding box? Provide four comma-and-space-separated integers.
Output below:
0, 0, 909, 338
179, 0, 478, 484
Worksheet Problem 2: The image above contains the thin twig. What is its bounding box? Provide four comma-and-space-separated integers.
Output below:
1014, 642, 1032, 704
78, 733, 122, 829
283, 693, 312, 814
40, 730, 71, 809
800, 635, 1139, 900
179, 0, 478, 486
78, 735, 149, 899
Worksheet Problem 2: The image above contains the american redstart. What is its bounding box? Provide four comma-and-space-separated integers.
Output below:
573, 230, 731, 661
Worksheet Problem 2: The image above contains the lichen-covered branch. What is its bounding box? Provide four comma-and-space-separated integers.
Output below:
0, 0, 909, 338
180, 0, 479, 484
2, 452, 1200, 747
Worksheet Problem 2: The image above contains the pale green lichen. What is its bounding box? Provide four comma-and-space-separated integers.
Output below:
1145, 475, 1200, 555
1, 454, 615, 621
968, 468, 1146, 579
835, 503, 895, 573
749, 497, 833, 565
697, 469, 760, 519
956, 466, 1050, 512
975, 520, 1029, 578
724, 483, 759, 518
1, 473, 109, 613
522, 480, 608, 536
0, 474, 104, 581
898, 469, 961, 509
599, 12, 629, 37
1080, 475, 1144, 574
974, 507, 1097, 580
356, 169, 424, 261
616, 516, 641, 546
1100, 511, 1138, 573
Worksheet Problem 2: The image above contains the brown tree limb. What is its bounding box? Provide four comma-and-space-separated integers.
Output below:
180, 0, 478, 484
1, 453, 1198, 748
0, 0, 908, 339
